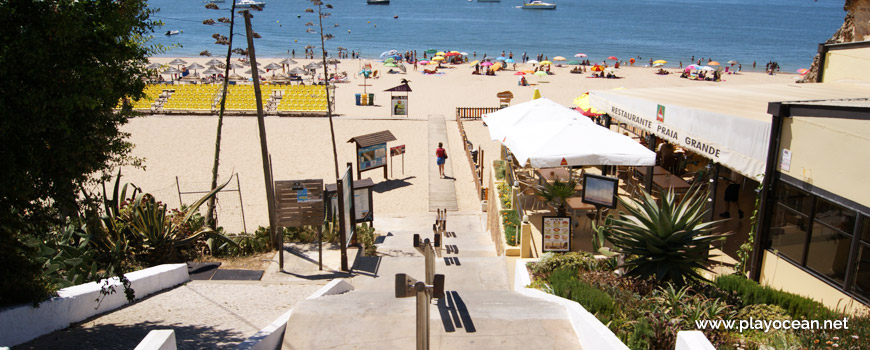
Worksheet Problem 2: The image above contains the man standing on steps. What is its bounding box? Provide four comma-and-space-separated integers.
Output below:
435, 142, 447, 179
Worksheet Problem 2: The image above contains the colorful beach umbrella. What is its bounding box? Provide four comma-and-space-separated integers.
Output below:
797, 68, 809, 75
534, 71, 548, 76
540, 60, 552, 65
553, 56, 567, 61
469, 60, 479, 66
574, 53, 587, 58
590, 65, 604, 72
445, 52, 460, 57
419, 60, 430, 65
481, 61, 493, 66
431, 56, 445, 61
566, 60, 581, 65
653, 60, 667, 65
708, 61, 721, 66
607, 56, 618, 60
505, 58, 515, 63
385, 62, 398, 67
685, 64, 701, 70
436, 51, 446, 56
496, 56, 507, 61
573, 92, 605, 117
514, 71, 526, 75
527, 59, 539, 64
653, 63, 665, 67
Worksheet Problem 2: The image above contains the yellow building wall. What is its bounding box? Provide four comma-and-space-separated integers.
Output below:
778, 116, 870, 207
760, 251, 869, 315
822, 46, 870, 82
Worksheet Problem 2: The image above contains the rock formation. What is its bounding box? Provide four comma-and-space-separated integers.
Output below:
802, 0, 870, 82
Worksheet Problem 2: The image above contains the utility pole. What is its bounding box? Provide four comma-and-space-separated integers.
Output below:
243, 10, 280, 250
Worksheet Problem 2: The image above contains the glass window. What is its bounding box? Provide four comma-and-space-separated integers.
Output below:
776, 182, 812, 215
862, 216, 870, 243
805, 222, 851, 285
770, 204, 809, 263
814, 198, 856, 234
853, 244, 870, 298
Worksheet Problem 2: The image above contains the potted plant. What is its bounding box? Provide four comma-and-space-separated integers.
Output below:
535, 179, 577, 216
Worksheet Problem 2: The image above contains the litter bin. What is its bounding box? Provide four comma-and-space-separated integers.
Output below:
367, 93, 374, 105
360, 93, 368, 105
355, 93, 361, 106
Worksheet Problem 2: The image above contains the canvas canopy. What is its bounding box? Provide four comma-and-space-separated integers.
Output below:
483, 97, 655, 168
588, 82, 870, 179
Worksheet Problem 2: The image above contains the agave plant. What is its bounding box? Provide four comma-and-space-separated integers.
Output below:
600, 187, 728, 286
535, 179, 577, 215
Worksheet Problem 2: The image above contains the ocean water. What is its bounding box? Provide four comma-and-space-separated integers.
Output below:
148, 0, 845, 71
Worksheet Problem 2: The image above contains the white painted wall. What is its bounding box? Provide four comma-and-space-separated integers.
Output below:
134, 329, 177, 350
0, 264, 189, 347
513, 259, 629, 350
675, 331, 715, 350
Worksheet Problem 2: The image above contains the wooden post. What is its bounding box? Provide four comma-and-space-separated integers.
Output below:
318, 224, 323, 270
244, 11, 279, 254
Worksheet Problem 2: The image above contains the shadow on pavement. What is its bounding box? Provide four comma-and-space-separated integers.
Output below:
16, 321, 246, 350
373, 176, 416, 193
436, 291, 476, 333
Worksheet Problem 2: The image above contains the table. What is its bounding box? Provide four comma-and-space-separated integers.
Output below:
652, 174, 691, 193
566, 197, 596, 212
635, 166, 669, 178
537, 168, 571, 182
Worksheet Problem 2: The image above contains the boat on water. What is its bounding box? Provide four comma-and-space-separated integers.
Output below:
521, 0, 556, 9
235, 0, 265, 8
165, 30, 180, 36
367, 0, 390, 4
478, 0, 501, 2
207, 0, 225, 3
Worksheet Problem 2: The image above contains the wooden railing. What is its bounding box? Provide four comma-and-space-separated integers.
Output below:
456, 107, 501, 120
457, 117, 485, 200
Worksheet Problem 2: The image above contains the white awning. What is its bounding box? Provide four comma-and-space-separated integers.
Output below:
589, 82, 870, 179
483, 97, 655, 168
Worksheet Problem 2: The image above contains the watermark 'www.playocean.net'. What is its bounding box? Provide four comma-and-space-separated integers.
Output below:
695, 318, 850, 333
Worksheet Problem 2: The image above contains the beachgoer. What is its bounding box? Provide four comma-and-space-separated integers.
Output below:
435, 142, 447, 178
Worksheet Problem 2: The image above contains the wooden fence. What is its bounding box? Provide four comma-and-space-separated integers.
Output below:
456, 116, 485, 200
456, 107, 501, 120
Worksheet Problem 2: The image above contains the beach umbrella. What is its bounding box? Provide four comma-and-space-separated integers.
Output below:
419, 60, 430, 65
590, 65, 604, 72
379, 51, 391, 58
436, 51, 445, 56
480, 61, 493, 66
280, 58, 298, 65
708, 61, 721, 66
445, 52, 460, 57
566, 60, 581, 65
553, 56, 566, 61
431, 56, 445, 61
469, 60, 479, 66
202, 67, 222, 75
727, 60, 739, 65
460, 52, 469, 56
288, 67, 307, 75
527, 59, 539, 64
246, 68, 265, 74
228, 73, 245, 81
264, 63, 283, 70
574, 53, 587, 58
572, 92, 605, 117
607, 56, 618, 60
162, 67, 181, 75
496, 56, 506, 61
384, 57, 395, 63
534, 71, 548, 76
188, 62, 205, 70
699, 66, 715, 71
146, 62, 162, 70
653, 60, 667, 65
540, 60, 552, 65
653, 63, 665, 67
168, 58, 188, 66
505, 58, 515, 63
797, 68, 809, 75
532, 89, 542, 100
425, 48, 437, 54
205, 58, 224, 66
685, 64, 701, 70
384, 62, 398, 67
327, 58, 341, 64
514, 71, 526, 75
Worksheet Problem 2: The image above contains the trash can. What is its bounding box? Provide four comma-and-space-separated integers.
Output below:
355, 93, 361, 106
360, 93, 368, 105
367, 93, 375, 106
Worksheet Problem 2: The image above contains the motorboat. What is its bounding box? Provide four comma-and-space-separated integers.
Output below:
521, 0, 556, 9
207, 0, 225, 3
235, 0, 265, 8
367, 0, 390, 4
165, 30, 180, 36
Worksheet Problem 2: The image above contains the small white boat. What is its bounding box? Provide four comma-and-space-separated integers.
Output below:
235, 0, 265, 8
367, 0, 390, 4
522, 0, 556, 9
207, 0, 225, 3
165, 30, 180, 36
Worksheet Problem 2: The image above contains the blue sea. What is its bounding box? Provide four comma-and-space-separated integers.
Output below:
148, 0, 844, 71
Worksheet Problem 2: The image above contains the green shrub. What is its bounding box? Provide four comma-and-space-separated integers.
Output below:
548, 267, 614, 317
356, 223, 377, 256
527, 251, 616, 277
501, 210, 519, 246
715, 274, 835, 320
497, 182, 512, 209
493, 160, 505, 181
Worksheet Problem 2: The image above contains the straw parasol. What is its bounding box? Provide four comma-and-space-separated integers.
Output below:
162, 67, 182, 75
280, 58, 298, 65
246, 68, 266, 74
168, 58, 188, 66
202, 67, 222, 75
205, 58, 223, 66
187, 62, 205, 75
264, 63, 282, 70
288, 67, 307, 76
146, 62, 162, 70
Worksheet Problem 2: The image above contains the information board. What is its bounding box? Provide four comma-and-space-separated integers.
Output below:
354, 188, 371, 221
542, 216, 571, 252
358, 143, 387, 172
391, 95, 407, 116
582, 174, 619, 209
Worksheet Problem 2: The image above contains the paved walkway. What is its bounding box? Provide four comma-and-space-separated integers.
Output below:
282, 213, 582, 349
428, 114, 459, 212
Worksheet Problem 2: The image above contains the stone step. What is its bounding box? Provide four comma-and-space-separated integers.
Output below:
347, 256, 510, 292
284, 290, 581, 350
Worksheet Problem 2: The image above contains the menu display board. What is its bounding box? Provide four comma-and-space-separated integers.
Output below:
542, 216, 571, 252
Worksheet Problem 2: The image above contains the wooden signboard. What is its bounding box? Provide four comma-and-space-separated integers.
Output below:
348, 130, 397, 180
274, 179, 325, 227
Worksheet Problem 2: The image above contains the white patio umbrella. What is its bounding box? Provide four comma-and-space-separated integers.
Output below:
483, 98, 592, 143
484, 98, 654, 167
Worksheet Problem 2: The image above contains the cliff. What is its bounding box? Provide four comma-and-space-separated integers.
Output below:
802, 0, 870, 82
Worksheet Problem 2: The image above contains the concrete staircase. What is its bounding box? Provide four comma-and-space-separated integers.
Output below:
282, 213, 583, 349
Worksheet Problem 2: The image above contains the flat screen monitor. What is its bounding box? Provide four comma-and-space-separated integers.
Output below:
582, 174, 619, 209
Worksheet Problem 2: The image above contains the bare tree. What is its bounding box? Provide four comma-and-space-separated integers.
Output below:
307, 0, 340, 179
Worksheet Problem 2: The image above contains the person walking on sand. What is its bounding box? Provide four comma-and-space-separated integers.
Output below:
435, 142, 447, 178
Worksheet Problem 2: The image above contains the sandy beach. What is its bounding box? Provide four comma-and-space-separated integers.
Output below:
125, 57, 796, 232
